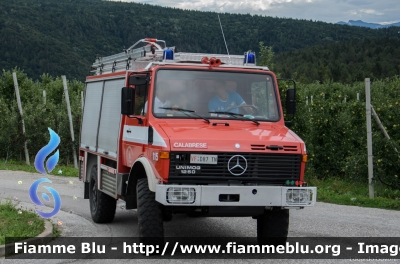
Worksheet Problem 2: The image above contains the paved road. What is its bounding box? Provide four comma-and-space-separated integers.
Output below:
1, 170, 399, 264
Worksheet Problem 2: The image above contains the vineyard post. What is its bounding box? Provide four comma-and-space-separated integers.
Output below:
12, 72, 30, 165
81, 91, 84, 110
365, 78, 374, 198
62, 75, 78, 169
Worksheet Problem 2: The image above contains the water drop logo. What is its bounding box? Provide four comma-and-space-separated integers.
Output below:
30, 128, 62, 218
29, 178, 61, 218
34, 128, 60, 174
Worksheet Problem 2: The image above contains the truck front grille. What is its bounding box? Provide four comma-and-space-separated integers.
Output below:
168, 152, 301, 185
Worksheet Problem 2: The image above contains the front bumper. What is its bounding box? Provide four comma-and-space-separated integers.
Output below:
155, 184, 317, 207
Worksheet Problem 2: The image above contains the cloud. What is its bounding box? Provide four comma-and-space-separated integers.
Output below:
380, 20, 400, 25
359, 9, 383, 15
112, 0, 400, 24
175, 0, 312, 12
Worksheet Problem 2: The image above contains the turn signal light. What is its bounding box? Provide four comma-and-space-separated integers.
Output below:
159, 151, 170, 159
302, 155, 308, 162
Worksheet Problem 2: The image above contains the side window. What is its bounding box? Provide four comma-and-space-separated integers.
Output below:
266, 81, 278, 119
134, 84, 147, 115
251, 79, 278, 119
251, 81, 267, 116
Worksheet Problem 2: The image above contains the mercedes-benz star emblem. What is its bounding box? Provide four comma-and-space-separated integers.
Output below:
227, 155, 248, 176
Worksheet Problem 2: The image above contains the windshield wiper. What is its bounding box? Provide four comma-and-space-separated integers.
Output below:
160, 107, 210, 124
209, 111, 260, 125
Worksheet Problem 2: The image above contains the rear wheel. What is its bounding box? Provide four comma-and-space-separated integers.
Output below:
137, 178, 164, 243
257, 209, 289, 245
89, 165, 117, 223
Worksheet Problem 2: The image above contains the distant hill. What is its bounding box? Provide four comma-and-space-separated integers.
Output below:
337, 20, 400, 29
1, 0, 400, 81
274, 37, 400, 83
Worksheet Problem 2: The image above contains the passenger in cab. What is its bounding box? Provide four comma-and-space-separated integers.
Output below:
144, 82, 171, 114
208, 80, 253, 114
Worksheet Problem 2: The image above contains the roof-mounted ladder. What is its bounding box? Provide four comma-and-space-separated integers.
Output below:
90, 38, 169, 74
90, 38, 252, 75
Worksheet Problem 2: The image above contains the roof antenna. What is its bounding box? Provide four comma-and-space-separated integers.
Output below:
218, 14, 231, 64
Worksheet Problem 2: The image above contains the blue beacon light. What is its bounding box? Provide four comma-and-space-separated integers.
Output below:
163, 48, 174, 60
244, 52, 256, 65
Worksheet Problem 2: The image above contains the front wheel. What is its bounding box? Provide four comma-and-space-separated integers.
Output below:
89, 165, 116, 223
257, 209, 289, 245
137, 178, 164, 242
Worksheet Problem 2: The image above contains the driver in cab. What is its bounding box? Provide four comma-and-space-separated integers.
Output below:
208, 80, 253, 114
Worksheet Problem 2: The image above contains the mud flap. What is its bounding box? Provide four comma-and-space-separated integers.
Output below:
84, 181, 89, 199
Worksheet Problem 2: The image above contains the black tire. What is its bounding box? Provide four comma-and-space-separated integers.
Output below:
89, 165, 116, 223
257, 209, 289, 245
137, 178, 164, 243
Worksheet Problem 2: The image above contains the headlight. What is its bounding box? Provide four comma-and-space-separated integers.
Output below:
166, 187, 196, 204
286, 189, 313, 205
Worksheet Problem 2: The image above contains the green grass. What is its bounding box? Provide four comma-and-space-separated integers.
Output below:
307, 174, 400, 210
0, 200, 45, 245
0, 159, 78, 177
52, 222, 62, 238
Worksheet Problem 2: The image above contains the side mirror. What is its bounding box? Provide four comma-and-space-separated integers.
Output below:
121, 87, 135, 115
286, 88, 296, 115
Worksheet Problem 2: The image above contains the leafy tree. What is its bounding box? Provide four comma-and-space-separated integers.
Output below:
0, 69, 84, 165
258, 42, 274, 70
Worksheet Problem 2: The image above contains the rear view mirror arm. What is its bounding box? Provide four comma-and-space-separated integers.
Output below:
127, 115, 143, 125
278, 78, 296, 124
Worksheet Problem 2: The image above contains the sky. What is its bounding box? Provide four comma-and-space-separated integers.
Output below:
112, 0, 400, 24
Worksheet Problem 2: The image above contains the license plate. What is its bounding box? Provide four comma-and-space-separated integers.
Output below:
190, 154, 218, 164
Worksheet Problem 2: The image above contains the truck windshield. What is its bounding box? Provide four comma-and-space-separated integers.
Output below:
152, 69, 280, 122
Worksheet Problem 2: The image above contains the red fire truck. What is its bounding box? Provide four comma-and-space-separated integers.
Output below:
79, 38, 316, 243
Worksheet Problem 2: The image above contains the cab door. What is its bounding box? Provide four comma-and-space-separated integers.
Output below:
121, 74, 150, 168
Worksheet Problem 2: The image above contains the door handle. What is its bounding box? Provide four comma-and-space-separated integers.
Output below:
127, 130, 131, 133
